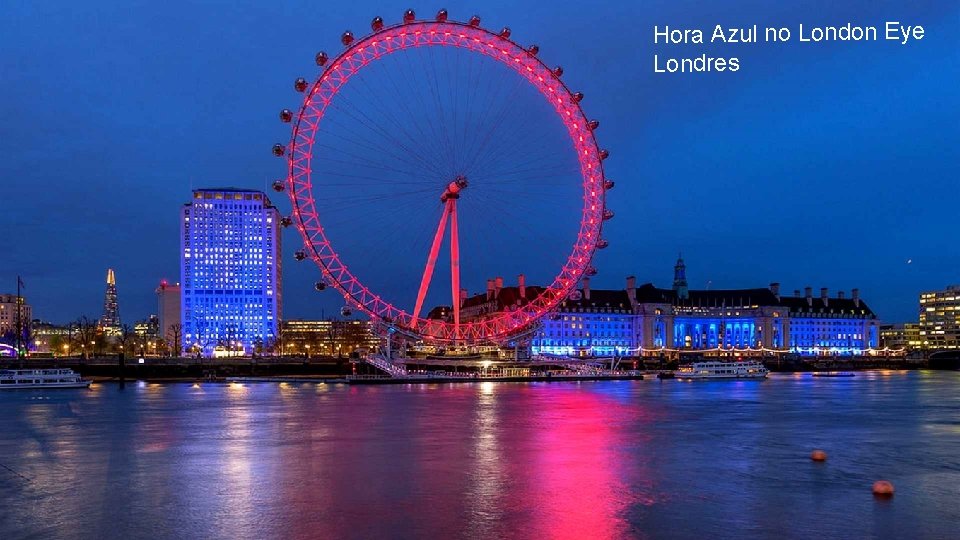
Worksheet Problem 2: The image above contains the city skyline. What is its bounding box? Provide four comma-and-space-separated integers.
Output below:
1, 0, 958, 325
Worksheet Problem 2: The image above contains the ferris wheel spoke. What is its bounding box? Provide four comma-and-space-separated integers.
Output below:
349, 71, 449, 177
313, 141, 442, 181
328, 94, 446, 180
423, 46, 459, 176
314, 122, 443, 181
461, 74, 532, 177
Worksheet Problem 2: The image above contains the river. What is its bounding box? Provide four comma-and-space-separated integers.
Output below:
1, 371, 957, 539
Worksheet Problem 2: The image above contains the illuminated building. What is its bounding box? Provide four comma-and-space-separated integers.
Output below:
531, 278, 638, 356
181, 188, 281, 356
531, 258, 879, 357
30, 320, 70, 354
880, 323, 920, 351
0, 294, 32, 352
99, 268, 121, 335
156, 280, 181, 341
918, 285, 960, 350
281, 319, 379, 356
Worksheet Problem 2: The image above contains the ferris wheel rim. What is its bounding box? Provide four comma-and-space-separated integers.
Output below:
284, 16, 608, 343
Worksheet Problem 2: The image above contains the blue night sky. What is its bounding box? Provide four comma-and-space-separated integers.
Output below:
1, 0, 957, 325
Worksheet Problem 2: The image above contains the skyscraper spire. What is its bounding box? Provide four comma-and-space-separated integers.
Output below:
673, 253, 689, 300
100, 268, 121, 334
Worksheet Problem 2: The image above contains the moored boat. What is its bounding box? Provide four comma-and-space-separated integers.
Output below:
0, 368, 90, 389
674, 360, 769, 380
812, 371, 855, 378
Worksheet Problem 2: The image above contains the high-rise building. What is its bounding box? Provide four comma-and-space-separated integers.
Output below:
918, 285, 960, 350
0, 293, 32, 355
181, 188, 282, 356
99, 268, 121, 335
156, 280, 181, 343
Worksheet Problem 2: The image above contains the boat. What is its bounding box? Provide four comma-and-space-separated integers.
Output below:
674, 360, 769, 380
0, 368, 90, 389
812, 371, 855, 378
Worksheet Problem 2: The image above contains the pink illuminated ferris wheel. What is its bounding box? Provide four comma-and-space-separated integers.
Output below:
273, 9, 613, 345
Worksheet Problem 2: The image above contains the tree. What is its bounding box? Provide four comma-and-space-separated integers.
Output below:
166, 323, 183, 357
73, 316, 97, 359
116, 324, 134, 357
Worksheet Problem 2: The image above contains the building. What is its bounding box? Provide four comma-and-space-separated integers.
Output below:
0, 293, 32, 355
918, 285, 960, 350
880, 323, 920, 351
532, 278, 638, 356
99, 268, 121, 335
181, 188, 282, 356
282, 319, 379, 356
30, 320, 72, 355
156, 280, 181, 343
531, 258, 880, 358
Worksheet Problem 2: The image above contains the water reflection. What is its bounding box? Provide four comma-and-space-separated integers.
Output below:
0, 372, 958, 539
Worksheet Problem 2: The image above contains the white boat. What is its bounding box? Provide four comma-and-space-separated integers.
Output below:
0, 368, 90, 389
675, 360, 769, 380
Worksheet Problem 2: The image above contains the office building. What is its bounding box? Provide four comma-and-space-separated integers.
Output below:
181, 188, 282, 356
918, 285, 960, 350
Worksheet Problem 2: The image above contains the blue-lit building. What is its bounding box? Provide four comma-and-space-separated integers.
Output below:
181, 188, 281, 356
532, 257, 880, 358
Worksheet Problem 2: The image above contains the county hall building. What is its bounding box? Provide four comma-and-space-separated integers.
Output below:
530, 257, 880, 358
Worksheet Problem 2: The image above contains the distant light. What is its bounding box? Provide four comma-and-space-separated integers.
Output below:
138, 357, 145, 364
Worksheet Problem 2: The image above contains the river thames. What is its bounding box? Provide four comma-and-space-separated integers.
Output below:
1, 371, 957, 539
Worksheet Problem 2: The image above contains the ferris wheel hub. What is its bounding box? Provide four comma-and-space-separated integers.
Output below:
440, 175, 468, 202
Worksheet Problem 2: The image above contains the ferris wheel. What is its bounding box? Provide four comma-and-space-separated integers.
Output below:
273, 9, 613, 344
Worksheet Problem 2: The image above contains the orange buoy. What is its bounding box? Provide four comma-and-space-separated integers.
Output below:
810, 450, 827, 462
872, 480, 895, 497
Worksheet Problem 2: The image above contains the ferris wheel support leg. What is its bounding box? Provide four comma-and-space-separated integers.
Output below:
412, 201, 451, 324
450, 200, 461, 340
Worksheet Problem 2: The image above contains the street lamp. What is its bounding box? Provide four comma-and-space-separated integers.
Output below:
305, 344, 311, 359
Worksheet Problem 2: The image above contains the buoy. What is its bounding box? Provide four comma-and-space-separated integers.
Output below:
810, 450, 827, 462
872, 480, 895, 497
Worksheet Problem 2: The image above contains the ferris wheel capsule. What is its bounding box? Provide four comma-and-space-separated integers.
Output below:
294, 250, 307, 261
272, 143, 286, 157
500, 27, 511, 38
371, 16, 384, 31
528, 44, 539, 55
341, 31, 355, 46
280, 216, 292, 227
341, 306, 353, 317
588, 119, 600, 130
403, 9, 415, 24
315, 51, 329, 66
279, 109, 293, 123
553, 66, 563, 77
314, 281, 327, 291
469, 15, 481, 27
294, 78, 308, 92
604, 179, 615, 190
603, 209, 614, 220
571, 92, 584, 103
596, 239, 609, 249
436, 9, 448, 22
272, 180, 285, 192
585, 266, 598, 276
599, 149, 609, 160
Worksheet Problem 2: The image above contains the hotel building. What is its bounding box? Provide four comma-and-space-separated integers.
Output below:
918, 285, 960, 350
181, 188, 281, 356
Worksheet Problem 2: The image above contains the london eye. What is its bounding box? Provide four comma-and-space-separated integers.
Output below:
274, 9, 613, 345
